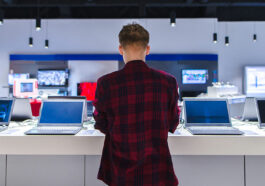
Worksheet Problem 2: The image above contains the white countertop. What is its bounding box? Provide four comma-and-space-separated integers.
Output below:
1, 119, 265, 155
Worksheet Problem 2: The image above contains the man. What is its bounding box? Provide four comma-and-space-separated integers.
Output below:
93, 23, 180, 186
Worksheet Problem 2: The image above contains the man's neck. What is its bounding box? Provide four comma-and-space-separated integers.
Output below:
122, 46, 147, 64
124, 57, 145, 64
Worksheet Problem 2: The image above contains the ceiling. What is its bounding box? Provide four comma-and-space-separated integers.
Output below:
1, 0, 265, 21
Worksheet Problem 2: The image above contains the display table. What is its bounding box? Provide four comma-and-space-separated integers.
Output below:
0, 119, 263, 155
1, 119, 264, 186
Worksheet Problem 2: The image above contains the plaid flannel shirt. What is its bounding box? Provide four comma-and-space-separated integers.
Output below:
93, 60, 180, 186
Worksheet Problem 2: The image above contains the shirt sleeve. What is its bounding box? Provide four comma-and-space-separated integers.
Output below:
168, 78, 180, 133
93, 77, 109, 134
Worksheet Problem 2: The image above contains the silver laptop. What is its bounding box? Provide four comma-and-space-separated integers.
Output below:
11, 98, 33, 121
0, 98, 14, 132
242, 97, 258, 121
184, 98, 243, 135
256, 98, 265, 128
25, 99, 85, 135
48, 96, 89, 121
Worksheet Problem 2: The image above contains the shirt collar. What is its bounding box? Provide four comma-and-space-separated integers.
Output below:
124, 60, 147, 68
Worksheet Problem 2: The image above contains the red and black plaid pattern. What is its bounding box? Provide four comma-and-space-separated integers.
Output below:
93, 60, 180, 186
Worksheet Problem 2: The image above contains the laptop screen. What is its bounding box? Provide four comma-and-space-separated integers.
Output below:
185, 100, 230, 126
0, 100, 13, 123
257, 100, 265, 124
39, 101, 83, 125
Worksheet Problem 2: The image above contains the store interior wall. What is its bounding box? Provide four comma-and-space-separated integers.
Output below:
68, 60, 118, 96
1, 19, 265, 97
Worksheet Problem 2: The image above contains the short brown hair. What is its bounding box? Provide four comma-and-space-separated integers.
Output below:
119, 23, 149, 48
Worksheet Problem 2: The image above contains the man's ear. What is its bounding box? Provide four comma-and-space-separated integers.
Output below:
119, 45, 123, 55
146, 45, 150, 55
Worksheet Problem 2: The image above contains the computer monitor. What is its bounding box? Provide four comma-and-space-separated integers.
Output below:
184, 98, 231, 127
256, 98, 265, 128
13, 79, 38, 98
8, 73, 30, 86
0, 98, 14, 126
37, 69, 69, 86
20, 83, 33, 93
182, 69, 208, 84
244, 66, 265, 97
38, 100, 85, 126
77, 82, 97, 101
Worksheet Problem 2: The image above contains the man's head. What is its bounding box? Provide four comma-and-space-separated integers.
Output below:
118, 23, 150, 63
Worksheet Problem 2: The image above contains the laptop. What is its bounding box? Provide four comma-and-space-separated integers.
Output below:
184, 98, 243, 135
11, 98, 33, 121
25, 99, 85, 135
256, 98, 265, 128
241, 97, 258, 121
0, 98, 14, 132
48, 96, 89, 121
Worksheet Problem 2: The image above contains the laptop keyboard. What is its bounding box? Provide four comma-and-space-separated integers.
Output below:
25, 127, 82, 135
187, 126, 244, 135
36, 127, 81, 131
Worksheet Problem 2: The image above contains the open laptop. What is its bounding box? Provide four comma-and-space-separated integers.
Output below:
11, 98, 33, 121
0, 98, 14, 132
256, 98, 265, 128
25, 99, 85, 135
241, 97, 258, 121
48, 96, 89, 121
184, 98, 243, 135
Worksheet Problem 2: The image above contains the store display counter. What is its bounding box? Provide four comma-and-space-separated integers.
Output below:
1, 119, 265, 186
0, 119, 263, 155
